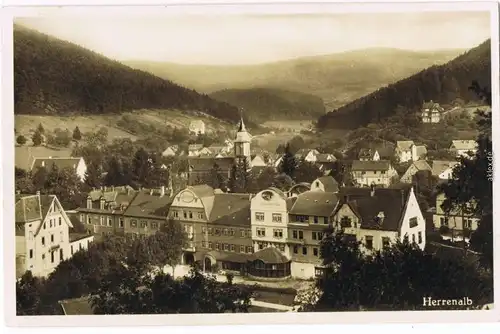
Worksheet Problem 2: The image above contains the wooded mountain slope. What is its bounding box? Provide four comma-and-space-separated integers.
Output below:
209, 88, 326, 122
13, 25, 241, 124
125, 48, 463, 110
316, 39, 491, 130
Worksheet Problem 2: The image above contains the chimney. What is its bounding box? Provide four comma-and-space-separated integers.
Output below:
100, 197, 105, 210
87, 196, 92, 209
160, 186, 165, 197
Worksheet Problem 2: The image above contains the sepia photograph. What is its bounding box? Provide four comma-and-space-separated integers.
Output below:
3, 0, 498, 325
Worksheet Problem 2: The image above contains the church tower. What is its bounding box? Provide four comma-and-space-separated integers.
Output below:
234, 113, 251, 165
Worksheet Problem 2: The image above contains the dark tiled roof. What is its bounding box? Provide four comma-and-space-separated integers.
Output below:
351, 160, 391, 172
289, 191, 339, 217
31, 157, 83, 171
286, 197, 298, 210
337, 185, 412, 231
188, 157, 234, 172
189, 184, 215, 198
396, 141, 414, 151
123, 191, 173, 218
69, 233, 93, 243
252, 247, 290, 264
59, 297, 94, 315
431, 160, 458, 176
316, 154, 336, 163
315, 176, 339, 192
15, 195, 42, 223
209, 193, 251, 226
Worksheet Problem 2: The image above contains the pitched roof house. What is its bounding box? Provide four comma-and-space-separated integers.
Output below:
310, 176, 339, 193
162, 145, 179, 157
421, 100, 444, 123
431, 160, 459, 180
31, 157, 87, 181
334, 185, 426, 252
450, 140, 478, 158
400, 160, 432, 183
350, 160, 398, 188
295, 149, 320, 163
395, 141, 427, 163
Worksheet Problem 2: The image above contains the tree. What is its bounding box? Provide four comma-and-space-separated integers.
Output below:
84, 161, 103, 189
16, 271, 46, 315
72, 126, 82, 140
206, 163, 227, 190
103, 156, 125, 186
37, 123, 45, 135
32, 129, 43, 146
272, 173, 294, 192
16, 135, 27, 145
91, 267, 253, 314
228, 157, 251, 193
278, 143, 297, 178
294, 159, 323, 183
132, 147, 152, 187
44, 164, 81, 208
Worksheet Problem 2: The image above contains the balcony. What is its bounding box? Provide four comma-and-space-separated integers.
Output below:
286, 238, 306, 245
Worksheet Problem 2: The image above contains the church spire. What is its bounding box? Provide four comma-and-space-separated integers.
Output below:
238, 108, 247, 132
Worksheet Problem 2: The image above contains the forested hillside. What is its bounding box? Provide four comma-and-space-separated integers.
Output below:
209, 88, 326, 122
316, 40, 491, 130
13, 25, 241, 124
125, 48, 463, 110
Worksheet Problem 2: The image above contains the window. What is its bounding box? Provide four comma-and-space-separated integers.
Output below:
42, 254, 45, 260
60, 249, 64, 261
240, 245, 245, 253
230, 244, 235, 252
189, 212, 193, 219
183, 211, 187, 219
173, 211, 179, 218
197, 213, 203, 219
365, 236, 373, 249
412, 234, 416, 243
58, 217, 62, 226
51, 251, 54, 263
240, 229, 245, 237
131, 220, 137, 228
119, 218, 124, 228
223, 228, 229, 236
258, 243, 264, 250
141, 221, 147, 228
230, 228, 235, 236
273, 229, 283, 238
80, 214, 84, 222
440, 217, 448, 227
29, 249, 33, 259
246, 246, 253, 253
418, 232, 423, 244
151, 222, 158, 229
464, 219, 472, 229
313, 216, 319, 224
255, 212, 265, 221
100, 216, 104, 226
208, 242, 213, 249
71, 245, 73, 254
201, 241, 206, 248
257, 228, 266, 237
215, 243, 220, 250
41, 237, 45, 246
382, 237, 390, 248
295, 215, 308, 223
107, 218, 112, 226
87, 216, 92, 224
202, 227, 207, 234
298, 231, 303, 240
272, 213, 282, 223
312, 232, 324, 240
313, 248, 319, 257
292, 230, 298, 239
43, 222, 46, 229
223, 244, 229, 251
315, 181, 320, 187
208, 228, 213, 235
215, 228, 221, 235
409, 217, 418, 228
340, 216, 352, 228
293, 246, 298, 254
60, 231, 63, 242
50, 219, 52, 228
302, 247, 307, 255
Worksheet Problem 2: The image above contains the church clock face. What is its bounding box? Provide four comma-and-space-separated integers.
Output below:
180, 191, 195, 203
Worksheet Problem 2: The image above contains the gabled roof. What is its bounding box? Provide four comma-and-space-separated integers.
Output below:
59, 297, 94, 315
252, 247, 290, 264
337, 185, 412, 231
412, 160, 432, 171
188, 144, 204, 151
314, 176, 339, 193
189, 184, 215, 198
422, 101, 443, 110
15, 195, 43, 223
31, 157, 83, 171
415, 145, 427, 157
209, 193, 251, 225
396, 141, 414, 151
431, 160, 459, 176
289, 191, 339, 217
351, 160, 391, 172
316, 153, 336, 163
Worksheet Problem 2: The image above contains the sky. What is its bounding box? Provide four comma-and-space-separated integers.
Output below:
15, 11, 491, 65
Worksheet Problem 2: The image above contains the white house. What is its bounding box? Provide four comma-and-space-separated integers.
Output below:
395, 141, 427, 163
433, 192, 479, 239
334, 185, 426, 253
187, 144, 204, 157
431, 160, 459, 180
450, 140, 478, 158
30, 157, 87, 182
295, 149, 320, 163
250, 154, 267, 168
189, 120, 206, 135
162, 145, 179, 157
310, 176, 339, 193
15, 193, 94, 278
421, 100, 444, 123
350, 160, 398, 188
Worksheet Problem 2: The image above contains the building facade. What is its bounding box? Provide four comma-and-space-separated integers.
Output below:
432, 192, 479, 238
351, 160, 398, 187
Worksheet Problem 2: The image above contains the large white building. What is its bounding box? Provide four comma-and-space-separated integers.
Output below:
15, 193, 94, 278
